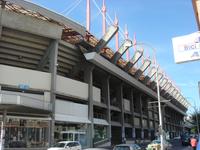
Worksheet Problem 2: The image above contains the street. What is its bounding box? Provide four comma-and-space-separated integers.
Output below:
170, 139, 193, 150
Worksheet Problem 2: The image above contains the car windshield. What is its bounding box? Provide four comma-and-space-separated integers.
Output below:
53, 142, 65, 148
114, 146, 130, 150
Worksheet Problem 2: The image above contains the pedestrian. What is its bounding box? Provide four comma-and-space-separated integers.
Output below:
191, 136, 198, 150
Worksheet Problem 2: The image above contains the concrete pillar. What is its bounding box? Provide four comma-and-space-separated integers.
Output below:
102, 75, 111, 142
130, 89, 135, 140
84, 65, 94, 147
146, 98, 151, 140
139, 94, 143, 140
116, 82, 124, 143
132, 128, 136, 141
2, 109, 7, 150
162, 106, 165, 131
49, 39, 58, 146
0, 1, 6, 37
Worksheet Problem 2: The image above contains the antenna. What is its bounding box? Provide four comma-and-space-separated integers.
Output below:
86, 0, 91, 31
114, 13, 119, 51
124, 24, 130, 60
102, 0, 106, 35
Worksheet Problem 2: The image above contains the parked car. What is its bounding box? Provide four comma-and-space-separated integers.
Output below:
84, 148, 109, 150
113, 144, 142, 150
146, 140, 172, 150
47, 141, 81, 150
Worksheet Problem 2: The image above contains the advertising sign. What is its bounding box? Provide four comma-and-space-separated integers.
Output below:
172, 32, 200, 63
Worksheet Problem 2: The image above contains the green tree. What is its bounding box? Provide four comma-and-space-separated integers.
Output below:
190, 108, 200, 134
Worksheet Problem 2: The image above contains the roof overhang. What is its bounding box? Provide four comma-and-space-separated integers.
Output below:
84, 52, 187, 115
4, 0, 86, 36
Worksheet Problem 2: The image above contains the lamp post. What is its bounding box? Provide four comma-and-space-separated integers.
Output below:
135, 42, 164, 150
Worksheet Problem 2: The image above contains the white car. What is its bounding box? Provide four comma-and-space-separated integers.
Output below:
48, 141, 81, 150
114, 144, 142, 150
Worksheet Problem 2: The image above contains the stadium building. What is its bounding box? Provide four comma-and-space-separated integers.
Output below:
0, 0, 189, 149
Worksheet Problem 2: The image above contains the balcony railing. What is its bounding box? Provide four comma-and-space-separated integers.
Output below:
0, 91, 51, 111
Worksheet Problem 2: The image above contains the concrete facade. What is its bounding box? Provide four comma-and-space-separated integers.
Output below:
0, 0, 187, 149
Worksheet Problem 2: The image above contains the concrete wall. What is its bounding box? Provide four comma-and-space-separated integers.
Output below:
93, 87, 101, 102
0, 64, 51, 91
56, 75, 101, 101
0, 65, 101, 102
0, 8, 62, 39
134, 117, 140, 126
0, 90, 50, 110
124, 98, 130, 112
55, 99, 90, 123
56, 75, 88, 100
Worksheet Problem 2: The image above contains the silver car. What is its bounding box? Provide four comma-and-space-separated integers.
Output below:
113, 144, 142, 150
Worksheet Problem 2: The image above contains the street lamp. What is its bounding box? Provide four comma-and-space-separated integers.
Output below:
135, 42, 164, 150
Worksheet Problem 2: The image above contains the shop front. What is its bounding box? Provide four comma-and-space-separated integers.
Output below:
4, 116, 50, 149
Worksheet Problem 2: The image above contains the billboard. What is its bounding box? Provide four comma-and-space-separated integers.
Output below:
172, 32, 200, 63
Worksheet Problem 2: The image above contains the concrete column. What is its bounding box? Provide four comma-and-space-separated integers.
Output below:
49, 39, 58, 146
2, 109, 7, 150
0, 1, 6, 37
116, 82, 124, 143
139, 94, 143, 139
84, 65, 94, 147
130, 89, 135, 140
102, 75, 111, 142
162, 106, 166, 131
146, 99, 151, 140
132, 128, 136, 141
152, 101, 156, 136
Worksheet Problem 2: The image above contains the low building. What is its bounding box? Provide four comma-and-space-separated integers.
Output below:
0, 0, 188, 149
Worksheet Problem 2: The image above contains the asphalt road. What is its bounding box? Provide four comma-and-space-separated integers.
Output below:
170, 139, 193, 150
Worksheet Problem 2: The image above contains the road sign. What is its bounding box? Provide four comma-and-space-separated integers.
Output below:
172, 32, 200, 63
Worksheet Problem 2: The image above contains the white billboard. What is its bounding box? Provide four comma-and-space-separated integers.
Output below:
172, 32, 200, 63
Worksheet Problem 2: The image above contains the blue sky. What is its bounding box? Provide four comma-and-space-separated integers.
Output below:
31, 0, 200, 112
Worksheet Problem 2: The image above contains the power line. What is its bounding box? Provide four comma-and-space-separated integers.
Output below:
60, 0, 80, 14
64, 0, 82, 16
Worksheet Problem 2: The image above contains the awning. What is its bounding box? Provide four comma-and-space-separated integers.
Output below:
93, 118, 109, 126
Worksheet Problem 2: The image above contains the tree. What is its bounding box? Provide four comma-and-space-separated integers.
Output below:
190, 108, 200, 134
